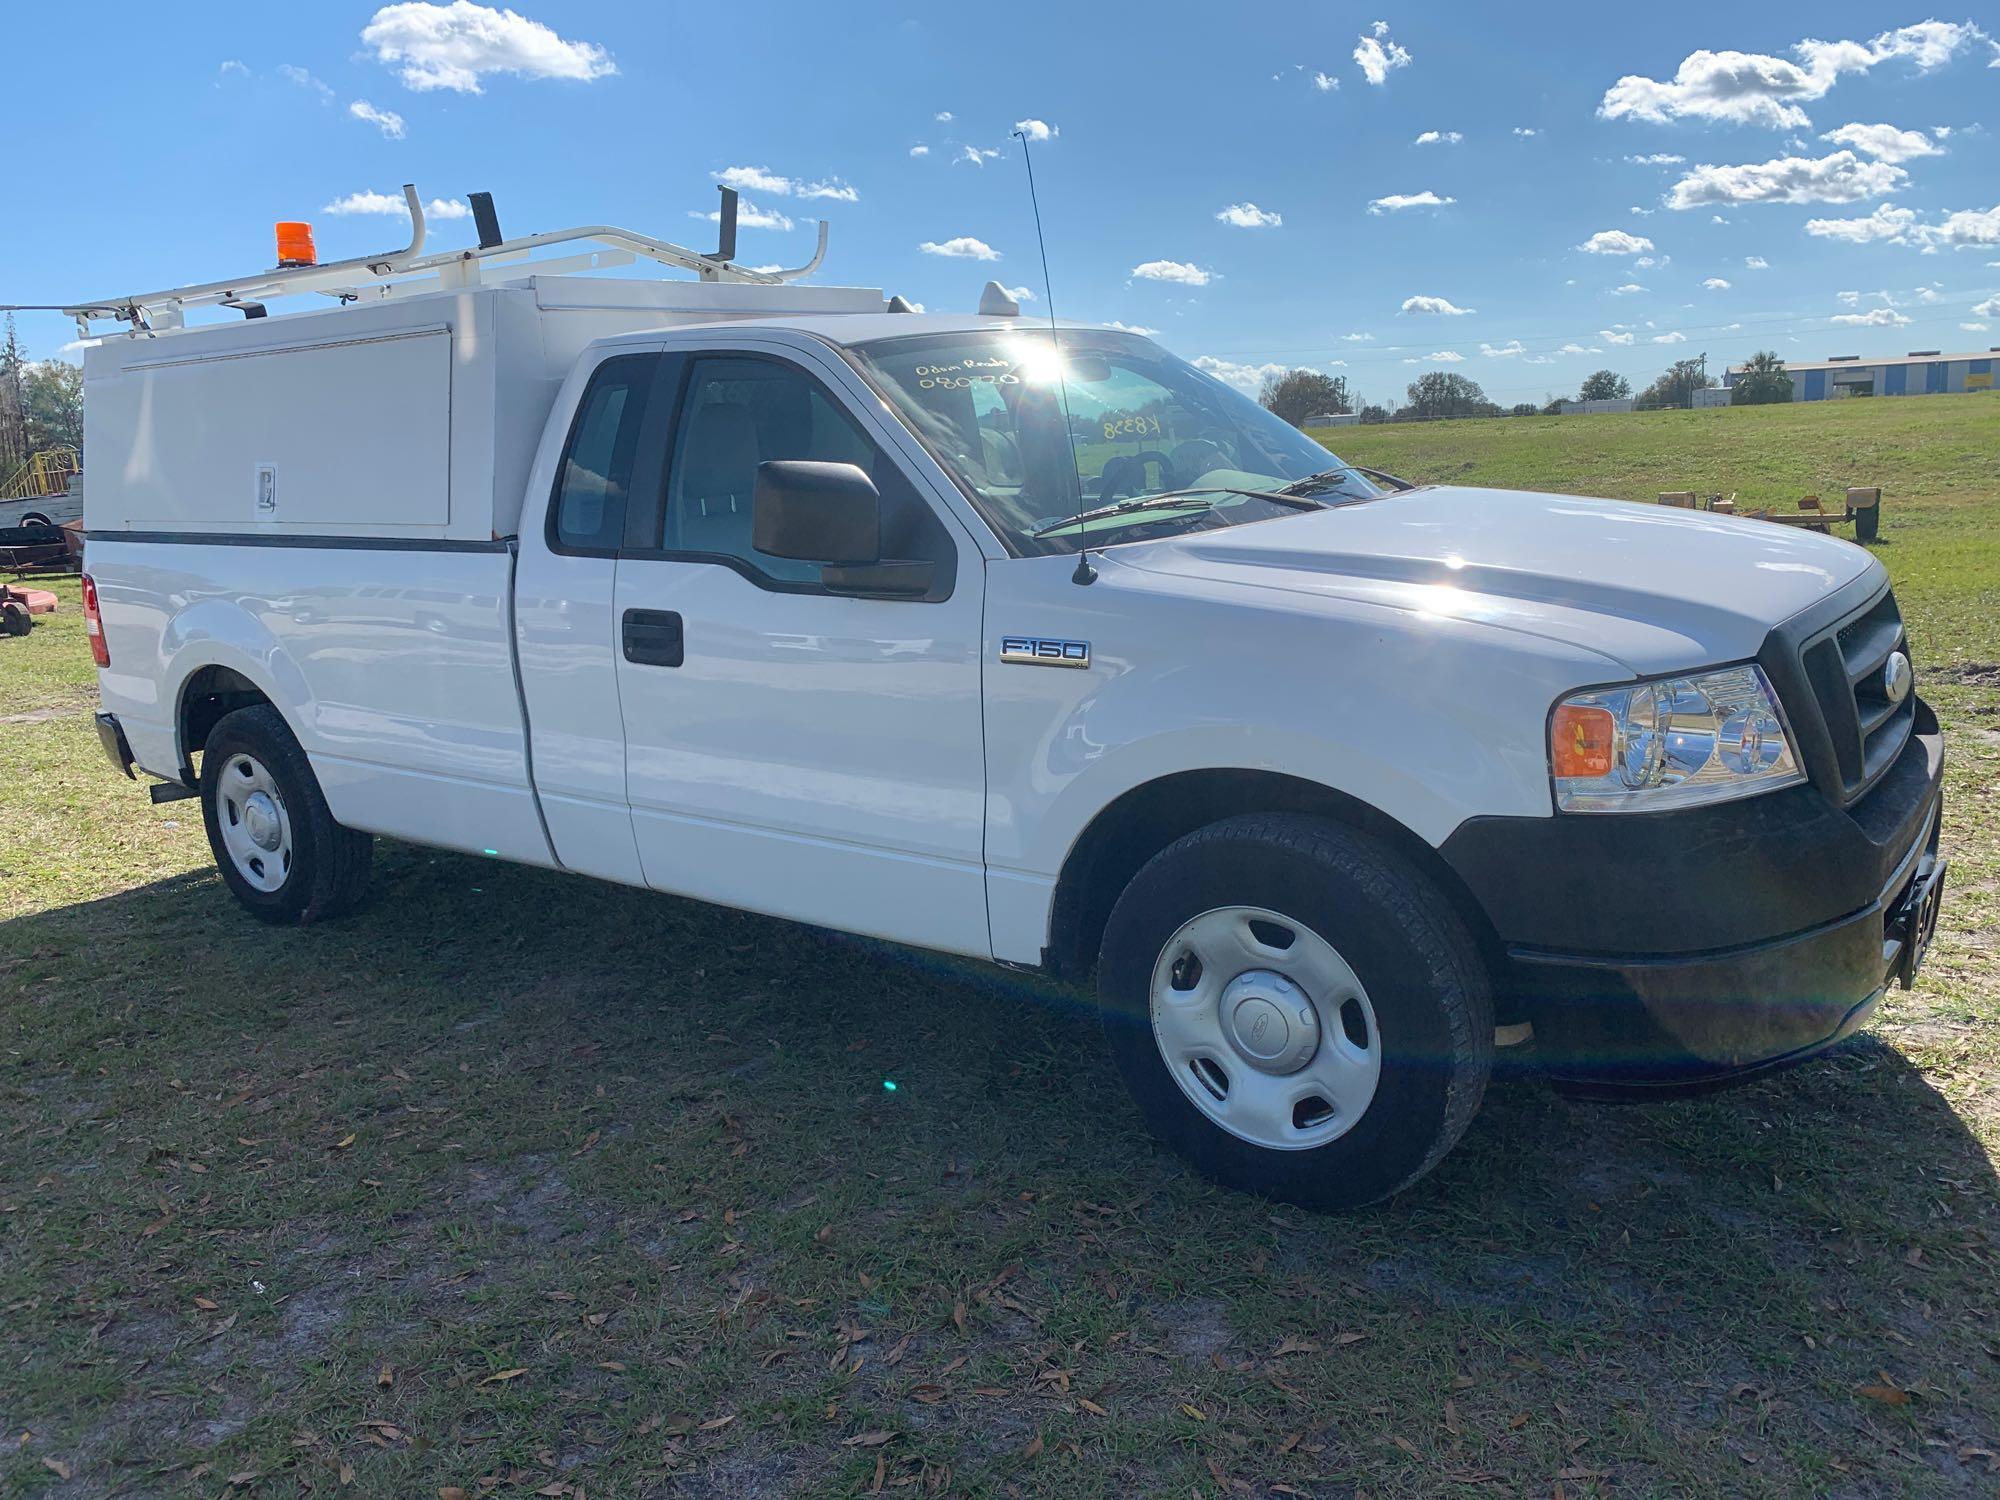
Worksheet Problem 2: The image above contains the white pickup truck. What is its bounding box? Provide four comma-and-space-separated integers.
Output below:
73, 194, 1945, 1209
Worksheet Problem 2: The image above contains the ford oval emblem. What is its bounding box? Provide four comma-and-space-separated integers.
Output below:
1882, 650, 1912, 706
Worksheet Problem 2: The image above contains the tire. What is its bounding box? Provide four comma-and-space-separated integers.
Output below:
1098, 813, 1492, 1212
20, 512, 53, 529
200, 704, 372, 924
0, 601, 29, 637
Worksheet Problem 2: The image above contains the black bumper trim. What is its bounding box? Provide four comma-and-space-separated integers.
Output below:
94, 712, 135, 779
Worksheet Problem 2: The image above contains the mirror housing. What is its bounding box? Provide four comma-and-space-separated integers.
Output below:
752, 460, 881, 565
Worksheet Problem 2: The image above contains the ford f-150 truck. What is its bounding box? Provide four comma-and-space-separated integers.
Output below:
69, 192, 1946, 1209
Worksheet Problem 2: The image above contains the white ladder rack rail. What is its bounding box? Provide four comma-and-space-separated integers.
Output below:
45, 185, 829, 336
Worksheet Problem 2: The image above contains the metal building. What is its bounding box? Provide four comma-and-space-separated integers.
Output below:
1727, 348, 1999, 402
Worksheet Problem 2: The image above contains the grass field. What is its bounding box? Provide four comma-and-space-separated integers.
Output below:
2, 395, 1996, 1497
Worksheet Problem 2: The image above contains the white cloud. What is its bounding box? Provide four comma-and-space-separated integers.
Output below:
1915, 203, 2000, 251
219, 59, 249, 78
957, 146, 1000, 167
1341, 332, 1374, 341
1401, 294, 1475, 315
1577, 229, 1654, 255
1832, 306, 1913, 326
1703, 277, 1732, 290
1103, 320, 1159, 336
997, 284, 1036, 302
325, 189, 471, 219
1479, 340, 1526, 358
934, 110, 953, 122
1598, 21, 1990, 130
1610, 283, 1646, 295
1625, 153, 1684, 165
1801, 203, 1919, 244
1745, 255, 1770, 269
1667, 152, 1905, 210
1311, 71, 1340, 92
920, 236, 999, 260
1963, 321, 1990, 332
1013, 118, 1058, 141
1652, 331, 1688, 343
348, 99, 406, 138
908, 145, 928, 157
1634, 255, 1667, 268
1131, 259, 1212, 286
1425, 350, 1466, 362
1215, 202, 1282, 228
713, 166, 858, 202
1600, 327, 1637, 345
1974, 295, 2000, 317
360, 2, 616, 93
1557, 343, 1603, 355
1369, 190, 1455, 214
693, 200, 794, 231
1353, 20, 1412, 86
1512, 126, 1538, 137
1415, 130, 1462, 145
1193, 356, 1288, 394
278, 63, 334, 99
1820, 121, 1945, 163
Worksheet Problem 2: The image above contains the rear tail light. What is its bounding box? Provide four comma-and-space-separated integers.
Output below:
81, 573, 109, 667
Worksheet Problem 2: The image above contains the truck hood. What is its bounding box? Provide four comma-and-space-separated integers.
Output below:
1110, 484, 1881, 677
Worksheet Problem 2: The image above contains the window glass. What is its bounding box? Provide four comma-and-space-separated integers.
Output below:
849, 330, 1381, 556
551, 355, 655, 552
663, 357, 943, 585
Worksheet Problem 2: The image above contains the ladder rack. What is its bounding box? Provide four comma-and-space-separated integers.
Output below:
15, 185, 829, 338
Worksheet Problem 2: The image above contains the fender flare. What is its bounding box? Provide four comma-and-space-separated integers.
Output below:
161, 600, 314, 771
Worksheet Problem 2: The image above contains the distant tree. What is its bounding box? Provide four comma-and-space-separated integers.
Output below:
0, 315, 25, 468
1358, 403, 1391, 424
1637, 358, 1715, 410
1731, 350, 1793, 406
1509, 402, 1539, 417
1259, 368, 1354, 428
21, 361, 83, 454
1577, 369, 1631, 402
1404, 370, 1489, 420
1540, 396, 1566, 415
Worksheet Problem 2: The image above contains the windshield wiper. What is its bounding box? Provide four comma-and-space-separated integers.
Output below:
1030, 487, 1321, 539
1277, 463, 1414, 496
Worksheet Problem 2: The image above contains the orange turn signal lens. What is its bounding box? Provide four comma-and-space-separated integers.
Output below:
275, 221, 317, 267
1552, 703, 1616, 779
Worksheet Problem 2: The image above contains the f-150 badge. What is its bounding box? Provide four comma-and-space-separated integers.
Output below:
1000, 636, 1090, 669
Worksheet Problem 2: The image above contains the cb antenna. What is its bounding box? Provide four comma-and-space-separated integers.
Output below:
1013, 127, 1094, 585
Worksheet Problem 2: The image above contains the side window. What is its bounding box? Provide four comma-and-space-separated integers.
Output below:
662, 356, 951, 588
549, 354, 656, 554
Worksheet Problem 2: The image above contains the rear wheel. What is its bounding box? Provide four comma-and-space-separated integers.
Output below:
1098, 813, 1492, 1211
200, 705, 372, 924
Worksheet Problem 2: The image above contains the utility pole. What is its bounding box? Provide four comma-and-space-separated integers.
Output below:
1693, 351, 1707, 409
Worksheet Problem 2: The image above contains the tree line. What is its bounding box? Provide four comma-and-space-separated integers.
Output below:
0, 315, 85, 472
1258, 351, 1794, 427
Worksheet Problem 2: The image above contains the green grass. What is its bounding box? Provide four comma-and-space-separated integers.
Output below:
2, 396, 1997, 1498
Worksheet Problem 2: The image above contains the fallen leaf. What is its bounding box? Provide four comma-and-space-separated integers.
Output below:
478, 1368, 528, 1386
1393, 1436, 1421, 1457
1022, 1432, 1044, 1460
1077, 1398, 1108, 1416
439, 1489, 470, 1500
333, 1134, 356, 1150
843, 1431, 893, 1448
1855, 1382, 1910, 1406
1180, 1403, 1207, 1422
42, 1458, 72, 1480
1332, 1331, 1368, 1345
1271, 1336, 1319, 1357
698, 1415, 737, 1432
377, 1364, 395, 1389
194, 1296, 220, 1312
570, 1130, 601, 1158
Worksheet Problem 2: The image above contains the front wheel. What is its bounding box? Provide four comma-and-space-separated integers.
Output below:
1098, 814, 1493, 1212
200, 705, 372, 924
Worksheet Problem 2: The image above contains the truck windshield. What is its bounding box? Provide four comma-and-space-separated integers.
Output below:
848, 329, 1381, 555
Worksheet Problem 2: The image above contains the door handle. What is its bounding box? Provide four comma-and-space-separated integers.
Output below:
622, 608, 684, 667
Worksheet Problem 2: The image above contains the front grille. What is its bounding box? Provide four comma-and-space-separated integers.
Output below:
1798, 588, 1914, 804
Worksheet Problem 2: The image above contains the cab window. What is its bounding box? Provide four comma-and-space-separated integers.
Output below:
661, 356, 953, 590
548, 354, 657, 554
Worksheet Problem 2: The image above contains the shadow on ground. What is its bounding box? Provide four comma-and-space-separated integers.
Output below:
3, 844, 1996, 1497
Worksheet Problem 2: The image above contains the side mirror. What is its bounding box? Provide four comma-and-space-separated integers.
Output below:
752, 460, 881, 565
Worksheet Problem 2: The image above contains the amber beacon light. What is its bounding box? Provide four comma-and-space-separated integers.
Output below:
274, 221, 318, 267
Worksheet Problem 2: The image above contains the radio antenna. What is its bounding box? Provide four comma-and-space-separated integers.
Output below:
1013, 128, 1094, 585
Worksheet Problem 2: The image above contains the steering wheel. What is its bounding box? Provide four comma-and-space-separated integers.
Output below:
1096, 450, 1177, 503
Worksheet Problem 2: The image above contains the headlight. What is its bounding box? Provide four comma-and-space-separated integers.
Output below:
1550, 664, 1804, 812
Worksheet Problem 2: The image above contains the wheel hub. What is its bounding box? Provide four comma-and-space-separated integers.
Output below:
242, 791, 283, 852
1220, 969, 1319, 1074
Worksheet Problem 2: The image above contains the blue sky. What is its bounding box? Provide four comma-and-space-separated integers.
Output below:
5, 3, 1998, 406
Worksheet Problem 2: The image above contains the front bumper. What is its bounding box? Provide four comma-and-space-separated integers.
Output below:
1441, 707, 1944, 1092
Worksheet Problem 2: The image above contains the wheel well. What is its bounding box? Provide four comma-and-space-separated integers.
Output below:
1044, 769, 1503, 985
177, 666, 272, 779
